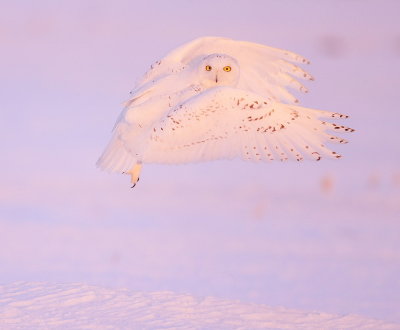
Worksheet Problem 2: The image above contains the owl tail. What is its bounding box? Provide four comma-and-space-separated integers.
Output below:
96, 133, 138, 174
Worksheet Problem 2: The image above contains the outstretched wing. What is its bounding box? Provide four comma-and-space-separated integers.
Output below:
143, 87, 353, 164
134, 36, 313, 104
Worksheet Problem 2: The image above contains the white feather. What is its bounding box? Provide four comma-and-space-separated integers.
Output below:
97, 37, 352, 174
141, 86, 351, 164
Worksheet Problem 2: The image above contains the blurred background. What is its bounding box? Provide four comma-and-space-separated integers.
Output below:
1, 0, 400, 323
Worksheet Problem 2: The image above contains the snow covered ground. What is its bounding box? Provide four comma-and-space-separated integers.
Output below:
1, 0, 400, 328
1, 282, 398, 329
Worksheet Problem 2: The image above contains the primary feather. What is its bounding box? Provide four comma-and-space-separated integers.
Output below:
97, 36, 353, 178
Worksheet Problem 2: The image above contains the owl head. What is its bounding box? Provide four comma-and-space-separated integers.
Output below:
197, 54, 240, 88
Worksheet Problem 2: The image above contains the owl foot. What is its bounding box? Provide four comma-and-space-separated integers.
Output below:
131, 177, 140, 188
127, 163, 142, 188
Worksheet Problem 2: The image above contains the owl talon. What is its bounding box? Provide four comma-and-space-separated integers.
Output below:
131, 177, 140, 188
127, 163, 142, 188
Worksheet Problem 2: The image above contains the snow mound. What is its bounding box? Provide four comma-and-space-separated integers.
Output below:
0, 282, 398, 329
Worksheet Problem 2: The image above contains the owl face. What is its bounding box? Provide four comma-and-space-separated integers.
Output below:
197, 54, 240, 88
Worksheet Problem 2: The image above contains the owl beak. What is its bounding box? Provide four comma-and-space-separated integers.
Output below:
215, 75, 218, 83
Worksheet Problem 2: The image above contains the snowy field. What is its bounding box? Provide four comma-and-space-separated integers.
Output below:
1, 0, 400, 328
1, 283, 398, 329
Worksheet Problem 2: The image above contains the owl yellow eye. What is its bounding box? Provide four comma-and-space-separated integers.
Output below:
205, 65, 212, 71
223, 66, 232, 72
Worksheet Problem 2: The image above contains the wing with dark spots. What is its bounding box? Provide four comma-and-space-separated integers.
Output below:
142, 86, 353, 164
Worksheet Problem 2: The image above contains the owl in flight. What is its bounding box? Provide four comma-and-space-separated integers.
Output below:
97, 37, 353, 187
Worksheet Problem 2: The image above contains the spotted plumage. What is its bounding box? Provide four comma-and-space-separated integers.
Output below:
97, 36, 353, 186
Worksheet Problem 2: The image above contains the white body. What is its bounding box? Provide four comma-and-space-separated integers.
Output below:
97, 36, 352, 173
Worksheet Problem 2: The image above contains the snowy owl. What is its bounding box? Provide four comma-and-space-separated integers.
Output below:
97, 36, 353, 187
